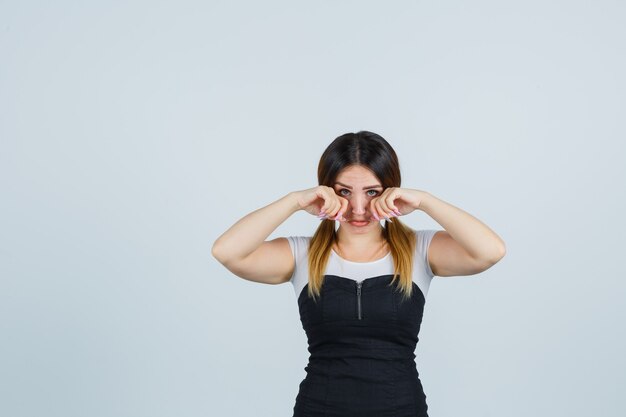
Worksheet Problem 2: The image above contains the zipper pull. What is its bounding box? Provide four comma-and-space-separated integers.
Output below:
356, 281, 362, 320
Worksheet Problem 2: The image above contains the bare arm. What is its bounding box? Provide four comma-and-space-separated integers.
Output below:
211, 192, 301, 265
211, 187, 347, 284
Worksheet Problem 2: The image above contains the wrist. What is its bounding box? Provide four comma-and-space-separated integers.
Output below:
285, 192, 302, 213
416, 191, 434, 212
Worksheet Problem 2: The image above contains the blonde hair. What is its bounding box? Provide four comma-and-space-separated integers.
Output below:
305, 130, 420, 302
306, 218, 418, 302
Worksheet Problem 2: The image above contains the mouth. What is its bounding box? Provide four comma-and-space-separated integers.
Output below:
349, 220, 370, 226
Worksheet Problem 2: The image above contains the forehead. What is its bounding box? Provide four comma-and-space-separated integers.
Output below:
335, 165, 381, 185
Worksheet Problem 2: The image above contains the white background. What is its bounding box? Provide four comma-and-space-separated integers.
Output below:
1, 1, 624, 416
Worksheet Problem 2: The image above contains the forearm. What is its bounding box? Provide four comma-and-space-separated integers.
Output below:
211, 192, 301, 264
418, 191, 506, 263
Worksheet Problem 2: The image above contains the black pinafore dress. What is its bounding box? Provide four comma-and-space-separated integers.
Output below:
292, 273, 430, 417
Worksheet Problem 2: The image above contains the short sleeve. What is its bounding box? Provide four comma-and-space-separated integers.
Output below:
286, 236, 309, 283
286, 236, 298, 282
286, 236, 312, 298
416, 229, 439, 278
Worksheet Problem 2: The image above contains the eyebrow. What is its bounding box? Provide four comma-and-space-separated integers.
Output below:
334, 182, 383, 190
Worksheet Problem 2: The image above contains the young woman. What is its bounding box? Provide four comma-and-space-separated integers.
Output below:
212, 131, 506, 417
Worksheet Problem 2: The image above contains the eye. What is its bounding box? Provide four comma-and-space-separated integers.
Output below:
338, 189, 379, 196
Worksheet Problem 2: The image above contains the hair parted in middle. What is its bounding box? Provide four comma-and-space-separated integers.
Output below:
306, 130, 421, 303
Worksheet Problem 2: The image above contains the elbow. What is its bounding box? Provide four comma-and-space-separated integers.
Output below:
212, 243, 246, 268
478, 241, 506, 267
211, 243, 229, 265
489, 244, 507, 264
498, 241, 507, 258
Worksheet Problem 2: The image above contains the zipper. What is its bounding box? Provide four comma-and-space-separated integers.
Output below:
356, 281, 362, 320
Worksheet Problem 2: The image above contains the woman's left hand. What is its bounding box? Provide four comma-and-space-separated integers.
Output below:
370, 188, 428, 221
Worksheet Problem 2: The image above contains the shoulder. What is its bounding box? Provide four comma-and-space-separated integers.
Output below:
286, 236, 312, 260
286, 236, 313, 294
414, 229, 438, 249
413, 229, 440, 277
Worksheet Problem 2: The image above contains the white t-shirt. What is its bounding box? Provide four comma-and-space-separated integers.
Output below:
287, 229, 439, 300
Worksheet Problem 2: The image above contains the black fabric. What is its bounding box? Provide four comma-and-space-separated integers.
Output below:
293, 274, 429, 417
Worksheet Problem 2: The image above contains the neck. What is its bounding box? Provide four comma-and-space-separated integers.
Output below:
335, 224, 386, 248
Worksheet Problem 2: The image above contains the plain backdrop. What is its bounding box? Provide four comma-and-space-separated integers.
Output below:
1, 1, 625, 416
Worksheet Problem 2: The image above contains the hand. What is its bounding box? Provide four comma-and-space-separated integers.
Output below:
293, 186, 348, 221
369, 188, 427, 220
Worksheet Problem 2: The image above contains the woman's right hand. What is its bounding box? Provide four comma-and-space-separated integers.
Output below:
292, 186, 348, 221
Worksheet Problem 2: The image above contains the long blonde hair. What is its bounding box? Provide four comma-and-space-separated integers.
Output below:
305, 131, 420, 303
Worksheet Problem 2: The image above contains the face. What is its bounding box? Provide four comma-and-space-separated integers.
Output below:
333, 165, 384, 231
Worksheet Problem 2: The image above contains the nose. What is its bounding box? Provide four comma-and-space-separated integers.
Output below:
348, 194, 368, 216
